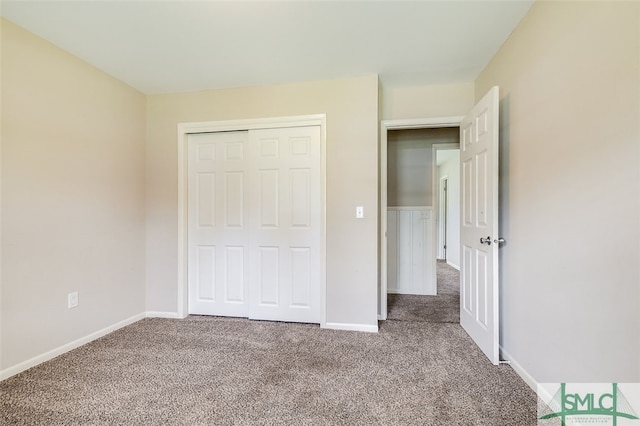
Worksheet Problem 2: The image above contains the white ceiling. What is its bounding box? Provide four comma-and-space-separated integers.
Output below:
0, 1, 534, 95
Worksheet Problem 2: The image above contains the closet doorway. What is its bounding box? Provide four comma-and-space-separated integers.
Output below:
177, 115, 327, 325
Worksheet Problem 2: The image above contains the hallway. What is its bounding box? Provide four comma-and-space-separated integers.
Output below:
387, 261, 459, 323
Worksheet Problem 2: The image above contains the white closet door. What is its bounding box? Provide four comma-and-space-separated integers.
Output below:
188, 131, 250, 317
248, 126, 321, 323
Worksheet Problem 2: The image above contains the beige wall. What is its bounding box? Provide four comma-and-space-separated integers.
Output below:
6, 0, 638, 386
145, 76, 380, 327
387, 132, 433, 207
387, 127, 459, 207
0, 19, 147, 372
476, 1, 640, 382
381, 82, 474, 120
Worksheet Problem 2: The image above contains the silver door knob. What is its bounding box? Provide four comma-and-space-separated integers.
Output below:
480, 236, 491, 245
494, 237, 506, 245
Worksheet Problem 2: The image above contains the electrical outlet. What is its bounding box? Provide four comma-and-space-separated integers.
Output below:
68, 292, 79, 309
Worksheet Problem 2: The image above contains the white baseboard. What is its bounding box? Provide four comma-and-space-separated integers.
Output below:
1, 313, 380, 381
145, 311, 182, 319
387, 289, 436, 296
446, 260, 460, 270
0, 312, 145, 381
323, 322, 378, 333
500, 345, 538, 393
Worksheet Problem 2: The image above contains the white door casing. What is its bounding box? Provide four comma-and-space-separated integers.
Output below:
438, 177, 448, 260
187, 125, 321, 324
460, 86, 500, 365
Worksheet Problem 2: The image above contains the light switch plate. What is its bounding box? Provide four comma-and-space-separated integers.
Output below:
356, 206, 364, 219
68, 292, 79, 309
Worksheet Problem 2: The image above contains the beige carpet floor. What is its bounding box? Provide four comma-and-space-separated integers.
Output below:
1, 263, 537, 425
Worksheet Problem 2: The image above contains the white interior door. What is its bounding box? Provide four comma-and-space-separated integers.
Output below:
188, 131, 250, 317
248, 126, 321, 323
460, 86, 500, 365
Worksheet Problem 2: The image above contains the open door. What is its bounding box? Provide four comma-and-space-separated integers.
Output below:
460, 86, 500, 365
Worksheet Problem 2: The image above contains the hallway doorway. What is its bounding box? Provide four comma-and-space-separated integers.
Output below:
386, 261, 460, 323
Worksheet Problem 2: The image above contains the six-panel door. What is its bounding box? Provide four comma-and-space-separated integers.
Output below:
187, 126, 321, 324
460, 86, 500, 365
248, 126, 321, 323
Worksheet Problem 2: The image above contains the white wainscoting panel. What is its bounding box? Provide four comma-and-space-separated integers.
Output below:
387, 207, 435, 295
